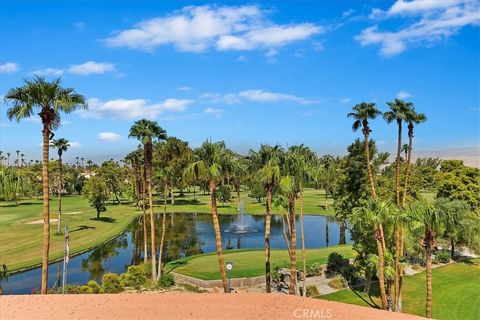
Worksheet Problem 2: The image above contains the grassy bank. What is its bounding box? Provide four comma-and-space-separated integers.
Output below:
320, 259, 480, 320
166, 245, 355, 280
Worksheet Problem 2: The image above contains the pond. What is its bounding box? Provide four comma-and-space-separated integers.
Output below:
2, 212, 351, 294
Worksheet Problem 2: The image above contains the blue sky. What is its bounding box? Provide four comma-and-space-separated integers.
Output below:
0, 0, 479, 164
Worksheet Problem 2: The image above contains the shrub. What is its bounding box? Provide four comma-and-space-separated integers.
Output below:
326, 252, 346, 277
435, 250, 450, 264
341, 264, 359, 285
121, 265, 147, 289
158, 273, 175, 288
328, 275, 348, 290
102, 273, 123, 293
216, 185, 231, 203
306, 262, 323, 277
79, 285, 94, 294
142, 261, 152, 277
86, 280, 101, 293
64, 285, 82, 294
306, 285, 320, 298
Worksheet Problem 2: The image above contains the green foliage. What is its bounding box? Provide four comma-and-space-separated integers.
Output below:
328, 275, 348, 290
306, 262, 323, 277
326, 252, 347, 277
121, 265, 147, 289
437, 160, 480, 210
79, 285, 94, 294
97, 160, 127, 204
216, 185, 231, 203
83, 175, 109, 218
434, 250, 451, 264
158, 273, 175, 288
86, 280, 101, 293
102, 272, 124, 293
247, 181, 265, 203
0, 166, 20, 202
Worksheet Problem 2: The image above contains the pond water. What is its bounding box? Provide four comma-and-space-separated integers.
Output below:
2, 213, 351, 294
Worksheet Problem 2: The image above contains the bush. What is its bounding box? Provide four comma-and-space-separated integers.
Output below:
86, 280, 101, 293
64, 285, 82, 294
435, 250, 450, 264
306, 262, 323, 277
158, 273, 175, 288
102, 273, 123, 293
306, 285, 320, 298
121, 265, 147, 289
79, 285, 94, 294
328, 275, 348, 290
142, 261, 152, 277
326, 252, 346, 277
341, 264, 359, 285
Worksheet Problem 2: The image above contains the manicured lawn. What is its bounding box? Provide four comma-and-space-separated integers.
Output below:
320, 259, 480, 320
0, 196, 141, 272
166, 245, 355, 280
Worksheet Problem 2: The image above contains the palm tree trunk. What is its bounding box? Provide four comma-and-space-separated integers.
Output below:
210, 179, 228, 293
339, 220, 346, 245
300, 189, 307, 297
425, 229, 433, 318
264, 187, 272, 293
41, 125, 50, 294
363, 269, 372, 294
141, 171, 148, 263
395, 120, 402, 206
146, 145, 157, 280
289, 197, 297, 295
157, 180, 168, 280
363, 133, 376, 198
57, 154, 62, 234
450, 238, 455, 260
394, 225, 401, 311
375, 225, 387, 309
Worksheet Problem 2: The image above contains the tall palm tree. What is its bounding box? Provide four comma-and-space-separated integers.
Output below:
5, 76, 87, 294
396, 107, 426, 311
51, 138, 70, 234
129, 119, 167, 280
347, 103, 388, 308
184, 140, 230, 293
409, 202, 448, 318
156, 170, 170, 280
252, 144, 283, 292
347, 102, 381, 198
15, 150, 20, 167
384, 99, 411, 310
6, 153, 10, 166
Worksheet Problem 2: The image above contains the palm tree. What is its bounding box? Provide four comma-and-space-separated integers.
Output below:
15, 150, 20, 167
352, 199, 390, 309
129, 119, 167, 280
347, 102, 381, 198
409, 202, 448, 318
81, 157, 84, 168
396, 107, 426, 311
252, 144, 283, 292
6, 153, 10, 166
347, 103, 387, 308
184, 140, 230, 293
5, 76, 87, 294
51, 138, 70, 234
156, 170, 169, 280
20, 153, 25, 167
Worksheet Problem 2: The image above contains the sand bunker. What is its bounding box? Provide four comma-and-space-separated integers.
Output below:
63, 211, 83, 215
26, 218, 59, 225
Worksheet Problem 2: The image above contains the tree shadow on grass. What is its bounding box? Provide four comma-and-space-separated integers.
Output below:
70, 225, 96, 233
0, 201, 42, 208
172, 199, 202, 206
165, 260, 188, 273
90, 217, 116, 223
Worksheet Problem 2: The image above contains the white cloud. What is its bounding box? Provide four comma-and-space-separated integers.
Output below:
78, 97, 194, 120
342, 9, 355, 18
104, 5, 323, 55
32, 68, 64, 76
97, 132, 121, 142
69, 141, 81, 148
67, 61, 116, 75
199, 89, 318, 105
340, 98, 352, 104
0, 62, 20, 74
397, 90, 412, 99
74, 21, 86, 30
357, 0, 480, 56
177, 86, 191, 91
203, 107, 223, 118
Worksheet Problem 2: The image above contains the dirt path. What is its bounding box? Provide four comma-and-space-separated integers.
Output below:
0, 293, 425, 320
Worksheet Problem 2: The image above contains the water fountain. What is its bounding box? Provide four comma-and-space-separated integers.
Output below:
224, 201, 257, 234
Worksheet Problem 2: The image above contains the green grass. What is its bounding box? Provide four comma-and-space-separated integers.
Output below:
0, 196, 141, 272
0, 188, 334, 273
165, 187, 335, 216
166, 245, 355, 280
320, 259, 480, 320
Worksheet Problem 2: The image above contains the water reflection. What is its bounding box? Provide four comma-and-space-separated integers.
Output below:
3, 213, 351, 294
